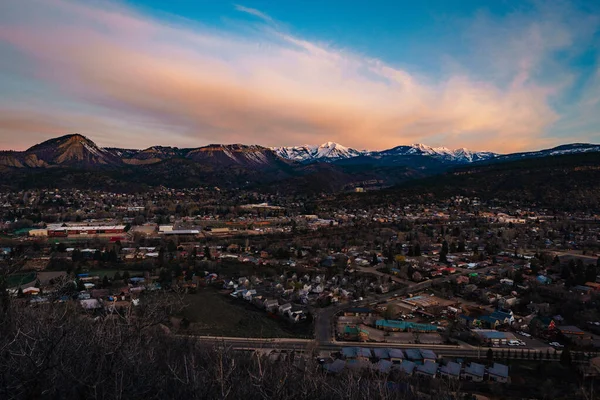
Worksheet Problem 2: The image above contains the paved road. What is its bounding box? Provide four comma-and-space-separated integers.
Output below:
313, 263, 499, 346
183, 335, 584, 362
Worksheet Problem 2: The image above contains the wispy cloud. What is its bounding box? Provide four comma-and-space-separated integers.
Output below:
234, 4, 274, 24
0, 0, 597, 152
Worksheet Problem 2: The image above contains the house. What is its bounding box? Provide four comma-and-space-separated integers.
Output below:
462, 362, 485, 382
488, 363, 509, 383
341, 347, 371, 360
80, 298, 101, 310
395, 360, 416, 375
344, 307, 376, 317
376, 360, 394, 374
261, 299, 277, 313
323, 359, 346, 374
388, 349, 405, 363
372, 348, 390, 360
472, 329, 517, 346
278, 303, 292, 315
415, 362, 438, 378
342, 326, 369, 342
404, 349, 422, 362
439, 362, 461, 379
419, 349, 437, 363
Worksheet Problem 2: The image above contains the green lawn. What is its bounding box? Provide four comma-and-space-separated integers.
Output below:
180, 289, 312, 339
6, 272, 36, 288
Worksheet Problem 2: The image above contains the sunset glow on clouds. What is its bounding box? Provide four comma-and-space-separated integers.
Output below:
0, 0, 598, 152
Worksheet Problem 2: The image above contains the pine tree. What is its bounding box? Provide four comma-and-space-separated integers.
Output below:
560, 347, 572, 366
414, 243, 421, 257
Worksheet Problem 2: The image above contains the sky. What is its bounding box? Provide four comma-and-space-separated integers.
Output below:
0, 0, 599, 153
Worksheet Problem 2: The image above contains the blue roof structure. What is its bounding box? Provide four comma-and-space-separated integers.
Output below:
342, 347, 357, 358
377, 360, 394, 374
388, 349, 404, 359
474, 329, 512, 340
416, 362, 438, 376
464, 362, 485, 377
358, 348, 372, 358
419, 349, 437, 360
342, 347, 371, 359
489, 363, 509, 378
376, 320, 438, 332
372, 348, 390, 359
404, 349, 422, 360
323, 359, 346, 374
396, 360, 416, 375
490, 310, 512, 321
440, 361, 461, 377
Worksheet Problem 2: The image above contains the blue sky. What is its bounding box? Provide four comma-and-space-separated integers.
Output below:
0, 0, 599, 152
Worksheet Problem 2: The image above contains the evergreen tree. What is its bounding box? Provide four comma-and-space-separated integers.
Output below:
113, 271, 122, 281
371, 253, 378, 266
560, 347, 572, 366
414, 243, 421, 257
585, 263, 597, 283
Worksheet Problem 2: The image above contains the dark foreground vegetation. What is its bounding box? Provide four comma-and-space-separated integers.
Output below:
0, 290, 463, 400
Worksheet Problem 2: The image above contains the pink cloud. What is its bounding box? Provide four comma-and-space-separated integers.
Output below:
0, 0, 569, 152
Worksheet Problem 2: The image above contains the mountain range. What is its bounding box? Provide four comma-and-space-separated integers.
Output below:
0, 134, 599, 194
271, 142, 498, 164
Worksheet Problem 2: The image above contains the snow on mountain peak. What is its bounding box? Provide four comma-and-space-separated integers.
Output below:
272, 141, 498, 164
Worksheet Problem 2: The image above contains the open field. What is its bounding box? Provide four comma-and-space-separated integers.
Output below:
180, 289, 312, 339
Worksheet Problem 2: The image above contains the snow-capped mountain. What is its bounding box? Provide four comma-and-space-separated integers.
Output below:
273, 142, 498, 164
374, 144, 498, 163
272, 142, 365, 162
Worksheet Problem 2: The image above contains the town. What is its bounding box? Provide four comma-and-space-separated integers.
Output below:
2, 187, 600, 399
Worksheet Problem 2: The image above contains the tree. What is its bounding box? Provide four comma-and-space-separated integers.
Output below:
102, 275, 110, 288
122, 271, 130, 282
585, 263, 597, 283
560, 347, 572, 366
371, 253, 378, 266
383, 304, 398, 320
108, 249, 118, 263
414, 243, 421, 257
487, 348, 494, 362
113, 272, 122, 281
439, 249, 448, 263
